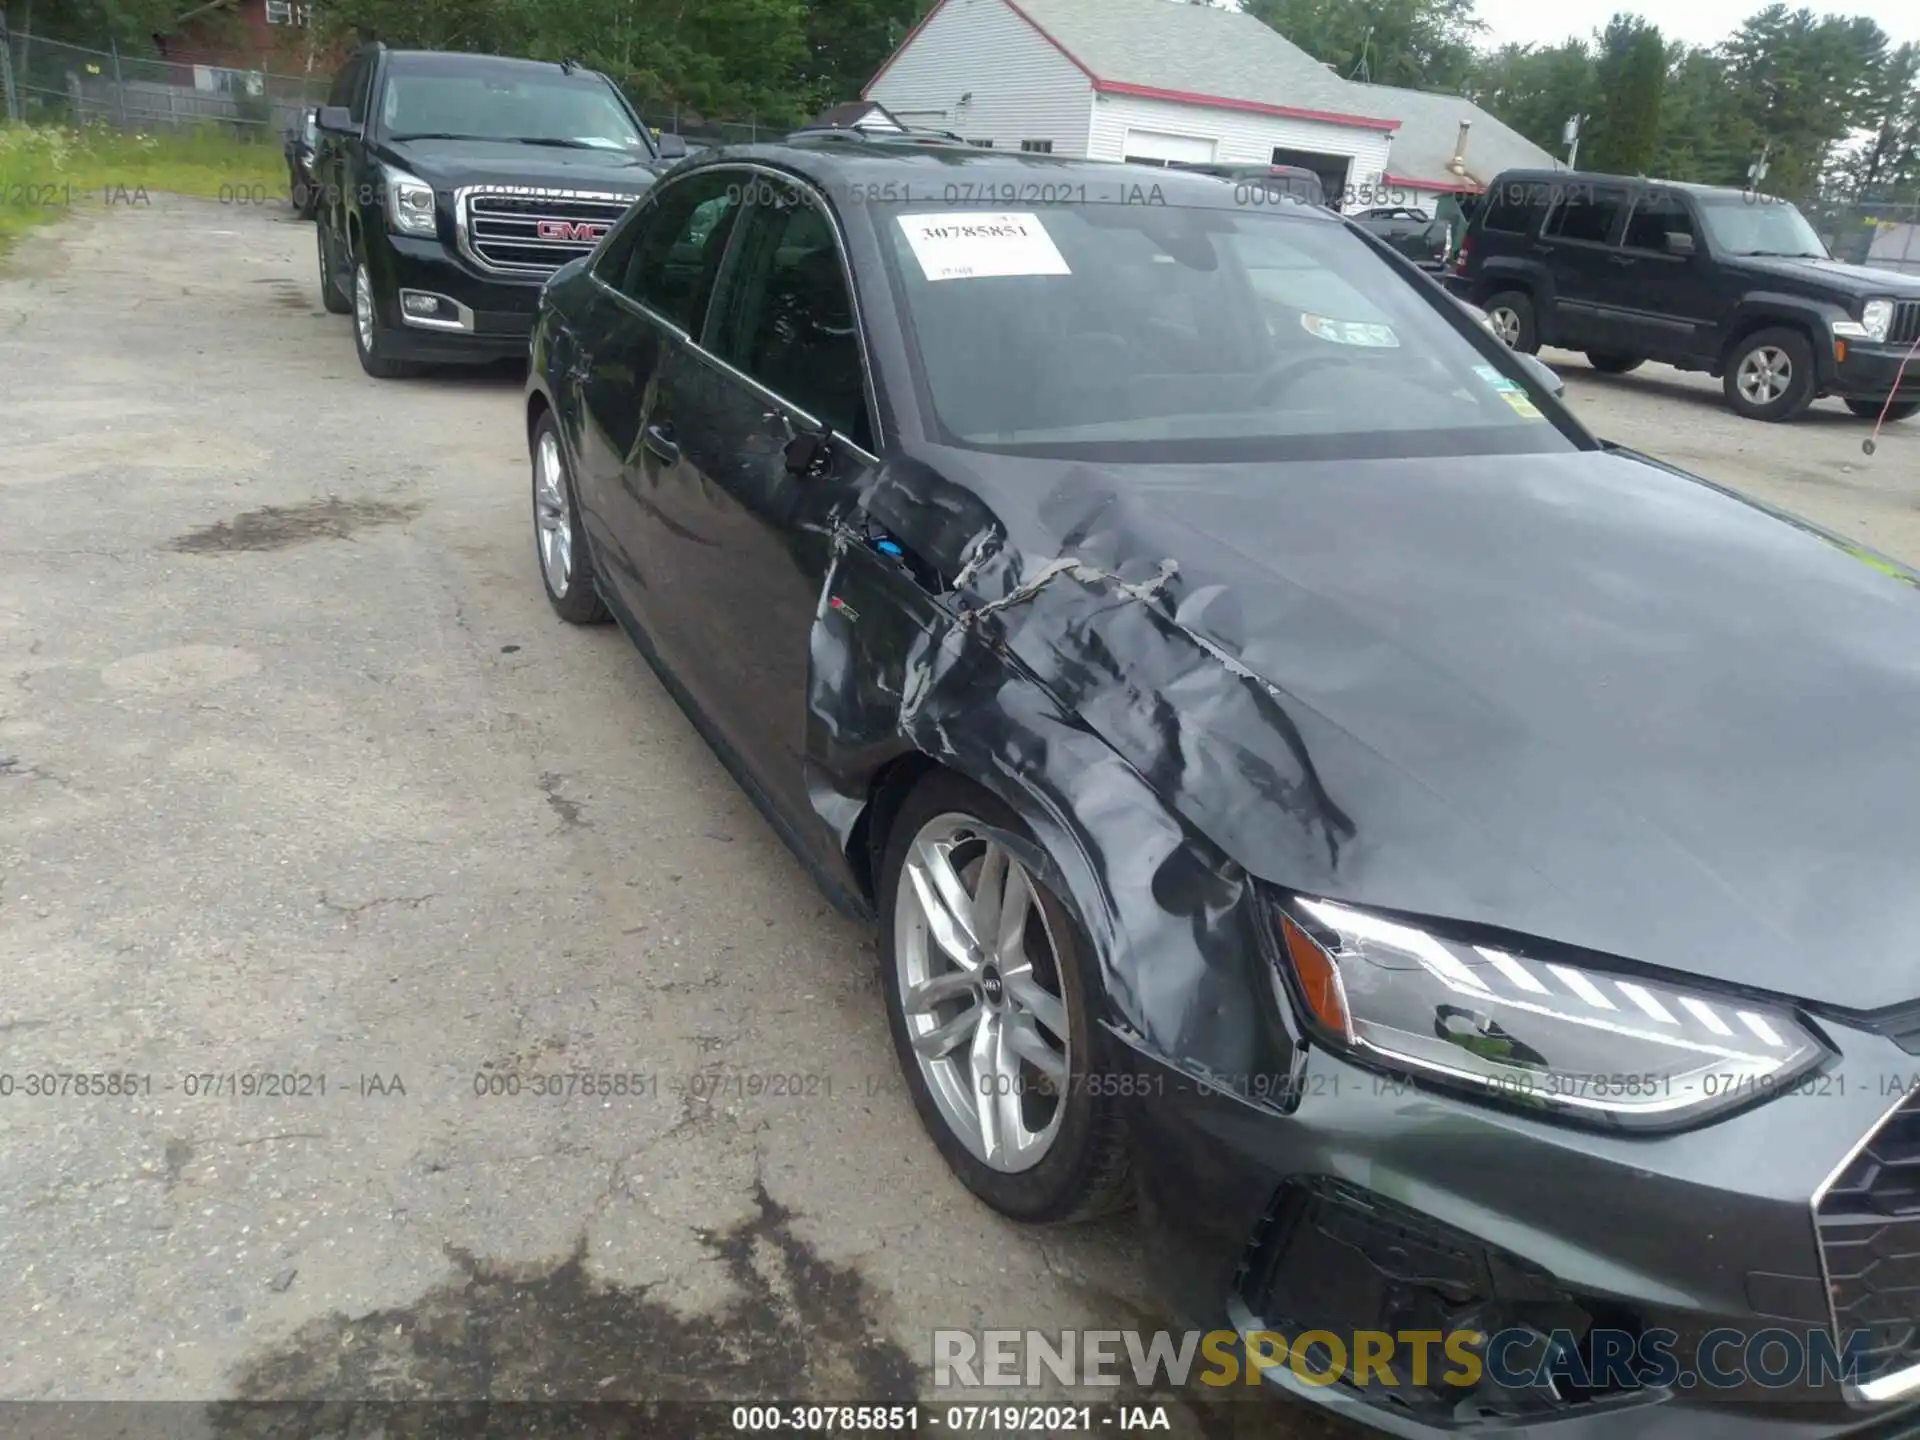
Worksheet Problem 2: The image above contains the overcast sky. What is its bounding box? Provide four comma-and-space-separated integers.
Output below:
1472, 0, 1920, 50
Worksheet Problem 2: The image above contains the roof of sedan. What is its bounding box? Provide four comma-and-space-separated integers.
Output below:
669, 138, 1341, 217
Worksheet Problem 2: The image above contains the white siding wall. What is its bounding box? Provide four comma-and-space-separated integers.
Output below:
1089, 92, 1392, 204
864, 0, 1096, 156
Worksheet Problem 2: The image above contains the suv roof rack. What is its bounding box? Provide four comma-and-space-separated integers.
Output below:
786, 123, 976, 149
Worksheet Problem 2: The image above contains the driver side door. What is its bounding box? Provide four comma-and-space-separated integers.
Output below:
637, 174, 880, 865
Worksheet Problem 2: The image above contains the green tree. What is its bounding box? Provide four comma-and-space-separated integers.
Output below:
1833, 40, 1920, 200
1722, 4, 1889, 199
795, 0, 928, 114
313, 0, 814, 121
1467, 39, 1594, 155
1581, 15, 1665, 175
1647, 44, 1753, 186
1242, 0, 1484, 94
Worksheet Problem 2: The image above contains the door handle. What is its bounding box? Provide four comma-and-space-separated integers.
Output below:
1608, 254, 1637, 266
642, 423, 679, 465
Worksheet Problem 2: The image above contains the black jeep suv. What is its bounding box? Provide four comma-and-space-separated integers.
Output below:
311, 45, 685, 378
1449, 169, 1920, 423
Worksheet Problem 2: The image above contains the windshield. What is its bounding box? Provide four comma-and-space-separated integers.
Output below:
1695, 195, 1828, 258
382, 69, 650, 151
877, 201, 1580, 462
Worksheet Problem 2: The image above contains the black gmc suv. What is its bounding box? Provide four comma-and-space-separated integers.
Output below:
1448, 169, 1920, 423
311, 46, 686, 378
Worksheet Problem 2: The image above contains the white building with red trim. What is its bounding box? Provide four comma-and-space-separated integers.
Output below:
864, 0, 1558, 213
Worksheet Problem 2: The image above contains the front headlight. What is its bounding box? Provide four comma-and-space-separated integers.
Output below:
383, 166, 437, 238
1862, 298, 1894, 343
1273, 896, 1826, 1130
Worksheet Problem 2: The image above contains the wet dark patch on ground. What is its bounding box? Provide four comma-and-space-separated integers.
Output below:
538, 772, 586, 829
208, 1184, 916, 1438
166, 499, 424, 554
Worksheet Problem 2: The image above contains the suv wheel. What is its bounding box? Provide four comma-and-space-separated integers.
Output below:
1483, 291, 1538, 353
1587, 352, 1644, 375
316, 223, 351, 314
878, 772, 1131, 1224
1725, 328, 1815, 422
1845, 399, 1919, 423
351, 259, 414, 379
531, 412, 609, 624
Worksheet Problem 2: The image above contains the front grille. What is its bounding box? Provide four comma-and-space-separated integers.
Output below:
1891, 300, 1920, 348
458, 189, 635, 278
1818, 1094, 1920, 1382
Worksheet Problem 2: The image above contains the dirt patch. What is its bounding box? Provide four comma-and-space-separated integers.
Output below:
166, 498, 423, 554
207, 1184, 916, 1437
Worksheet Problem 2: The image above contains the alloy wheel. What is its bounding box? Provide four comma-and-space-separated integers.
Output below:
1487, 305, 1521, 348
894, 813, 1070, 1174
353, 263, 375, 355
1737, 346, 1792, 405
534, 428, 573, 598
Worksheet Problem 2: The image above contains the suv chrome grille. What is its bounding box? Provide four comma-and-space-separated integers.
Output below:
1889, 300, 1920, 348
1817, 1094, 1920, 1383
457, 188, 636, 278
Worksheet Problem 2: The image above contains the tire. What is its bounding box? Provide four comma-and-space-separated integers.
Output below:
1724, 327, 1816, 422
878, 771, 1130, 1224
1482, 289, 1539, 353
1845, 398, 1919, 423
316, 222, 351, 314
350, 258, 414, 379
530, 411, 609, 624
1587, 352, 1645, 375
291, 169, 317, 221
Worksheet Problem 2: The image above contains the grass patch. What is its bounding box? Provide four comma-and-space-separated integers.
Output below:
1, 123, 288, 255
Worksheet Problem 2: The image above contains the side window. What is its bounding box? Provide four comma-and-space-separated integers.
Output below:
1481, 181, 1549, 235
1623, 190, 1695, 253
710, 186, 870, 448
1544, 186, 1628, 245
599, 172, 742, 330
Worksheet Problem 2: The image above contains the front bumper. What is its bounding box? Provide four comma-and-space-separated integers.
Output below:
1826, 339, 1920, 401
366, 230, 546, 364
1123, 1023, 1920, 1438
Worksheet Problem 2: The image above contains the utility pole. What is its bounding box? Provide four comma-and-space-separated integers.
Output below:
1563, 113, 1583, 169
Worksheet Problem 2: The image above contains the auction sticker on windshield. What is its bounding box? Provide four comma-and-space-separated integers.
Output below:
896, 212, 1071, 281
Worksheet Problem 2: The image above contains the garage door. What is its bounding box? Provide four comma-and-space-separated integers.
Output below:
1122, 129, 1217, 167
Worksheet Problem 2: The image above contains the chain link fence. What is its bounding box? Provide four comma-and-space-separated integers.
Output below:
0, 27, 328, 134
1815, 200, 1920, 278
0, 19, 803, 150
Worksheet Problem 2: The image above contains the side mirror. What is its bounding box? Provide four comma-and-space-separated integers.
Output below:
1666, 231, 1696, 257
1517, 352, 1565, 399
315, 105, 355, 135
656, 132, 689, 159
783, 429, 833, 477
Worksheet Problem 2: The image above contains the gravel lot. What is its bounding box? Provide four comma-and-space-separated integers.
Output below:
1, 197, 1915, 1434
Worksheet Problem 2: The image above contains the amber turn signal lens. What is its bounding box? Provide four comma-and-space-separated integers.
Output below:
1280, 913, 1353, 1039
1835, 340, 1848, 363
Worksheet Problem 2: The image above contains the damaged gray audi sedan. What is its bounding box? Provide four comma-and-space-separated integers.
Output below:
524, 135, 1920, 1437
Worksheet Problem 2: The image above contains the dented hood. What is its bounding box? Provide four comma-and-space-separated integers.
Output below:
876, 444, 1920, 1011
